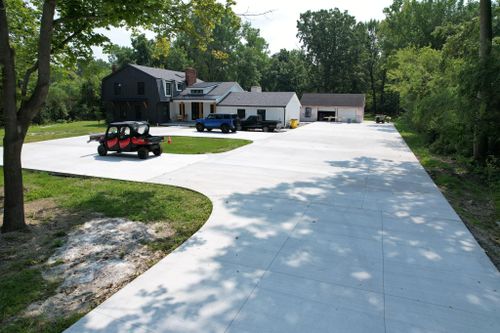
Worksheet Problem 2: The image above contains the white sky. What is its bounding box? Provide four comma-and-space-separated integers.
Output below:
92, 0, 393, 61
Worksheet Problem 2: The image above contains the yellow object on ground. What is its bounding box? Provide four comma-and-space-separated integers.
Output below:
290, 119, 299, 129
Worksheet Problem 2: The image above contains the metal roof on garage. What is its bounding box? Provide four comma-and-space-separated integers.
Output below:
300, 93, 365, 107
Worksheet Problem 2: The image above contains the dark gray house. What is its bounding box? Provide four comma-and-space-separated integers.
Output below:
101, 64, 200, 124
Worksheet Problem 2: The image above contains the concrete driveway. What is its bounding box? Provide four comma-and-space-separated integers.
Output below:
3, 122, 500, 332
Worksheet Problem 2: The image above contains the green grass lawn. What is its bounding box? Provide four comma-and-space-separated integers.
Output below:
395, 119, 500, 269
0, 168, 212, 332
0, 121, 107, 146
0, 121, 251, 153
162, 136, 251, 154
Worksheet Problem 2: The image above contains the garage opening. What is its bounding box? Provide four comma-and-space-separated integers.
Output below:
318, 110, 337, 122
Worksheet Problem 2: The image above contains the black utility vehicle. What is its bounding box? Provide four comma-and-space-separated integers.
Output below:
240, 115, 281, 132
89, 121, 164, 159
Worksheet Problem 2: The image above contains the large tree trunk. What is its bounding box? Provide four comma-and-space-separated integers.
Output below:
474, 0, 492, 161
0, 0, 27, 232
2, 127, 26, 232
1, 0, 56, 232
370, 67, 377, 114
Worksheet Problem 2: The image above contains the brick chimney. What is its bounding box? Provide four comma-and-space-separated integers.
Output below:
251, 86, 262, 93
185, 68, 197, 87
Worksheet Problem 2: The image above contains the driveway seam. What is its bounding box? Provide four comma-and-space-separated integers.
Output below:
223, 203, 313, 333
381, 209, 387, 333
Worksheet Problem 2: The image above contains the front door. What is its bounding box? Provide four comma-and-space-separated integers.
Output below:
192, 102, 203, 120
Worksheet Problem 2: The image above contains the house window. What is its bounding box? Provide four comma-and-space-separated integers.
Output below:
177, 82, 183, 91
237, 109, 246, 119
163, 81, 172, 97
210, 104, 216, 114
114, 82, 121, 95
305, 107, 312, 118
190, 89, 204, 95
137, 82, 145, 95
257, 109, 266, 121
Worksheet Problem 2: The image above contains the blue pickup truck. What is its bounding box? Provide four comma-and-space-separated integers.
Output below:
195, 114, 240, 133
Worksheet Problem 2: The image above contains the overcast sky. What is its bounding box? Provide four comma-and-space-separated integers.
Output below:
92, 0, 393, 61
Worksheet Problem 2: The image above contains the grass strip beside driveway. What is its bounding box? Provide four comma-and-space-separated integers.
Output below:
394, 119, 500, 269
0, 168, 212, 332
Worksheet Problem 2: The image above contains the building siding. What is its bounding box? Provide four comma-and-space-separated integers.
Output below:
300, 105, 364, 123
102, 66, 181, 124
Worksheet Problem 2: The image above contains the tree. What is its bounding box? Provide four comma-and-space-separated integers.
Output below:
0, 0, 230, 232
231, 23, 269, 89
262, 49, 311, 96
379, 0, 477, 54
365, 20, 381, 113
474, 0, 493, 161
297, 8, 369, 93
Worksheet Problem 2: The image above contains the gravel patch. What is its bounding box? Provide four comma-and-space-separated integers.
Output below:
26, 217, 170, 318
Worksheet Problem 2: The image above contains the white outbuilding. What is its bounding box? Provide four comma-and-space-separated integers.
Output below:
300, 93, 365, 123
217, 91, 301, 126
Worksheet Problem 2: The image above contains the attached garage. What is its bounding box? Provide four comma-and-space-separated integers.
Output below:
300, 93, 365, 123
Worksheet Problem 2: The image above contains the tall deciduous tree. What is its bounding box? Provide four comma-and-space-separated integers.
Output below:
261, 49, 311, 96
365, 20, 381, 113
474, 0, 493, 161
297, 8, 369, 93
0, 0, 229, 233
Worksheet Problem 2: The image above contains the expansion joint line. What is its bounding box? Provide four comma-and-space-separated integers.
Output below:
381, 209, 387, 333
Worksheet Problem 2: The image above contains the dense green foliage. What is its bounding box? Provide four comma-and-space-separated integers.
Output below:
385, 0, 500, 159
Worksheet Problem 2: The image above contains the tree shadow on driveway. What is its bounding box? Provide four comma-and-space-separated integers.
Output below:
67, 156, 500, 333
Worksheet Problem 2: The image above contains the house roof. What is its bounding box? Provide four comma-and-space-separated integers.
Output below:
102, 64, 203, 83
218, 92, 296, 107
174, 82, 242, 101
300, 93, 365, 107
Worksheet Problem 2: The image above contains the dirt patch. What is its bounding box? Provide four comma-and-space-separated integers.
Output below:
25, 218, 171, 319
1, 198, 174, 326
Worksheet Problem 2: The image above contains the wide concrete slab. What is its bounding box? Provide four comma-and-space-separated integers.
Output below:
2, 122, 499, 332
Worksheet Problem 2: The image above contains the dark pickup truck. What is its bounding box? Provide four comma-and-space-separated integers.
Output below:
240, 115, 281, 132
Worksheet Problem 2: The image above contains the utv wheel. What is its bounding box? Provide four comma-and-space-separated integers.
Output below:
196, 123, 205, 132
97, 144, 107, 156
262, 126, 269, 132
138, 147, 149, 159
153, 146, 163, 156
221, 124, 230, 133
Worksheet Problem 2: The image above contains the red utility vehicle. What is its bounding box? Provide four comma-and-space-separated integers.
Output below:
89, 121, 163, 159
